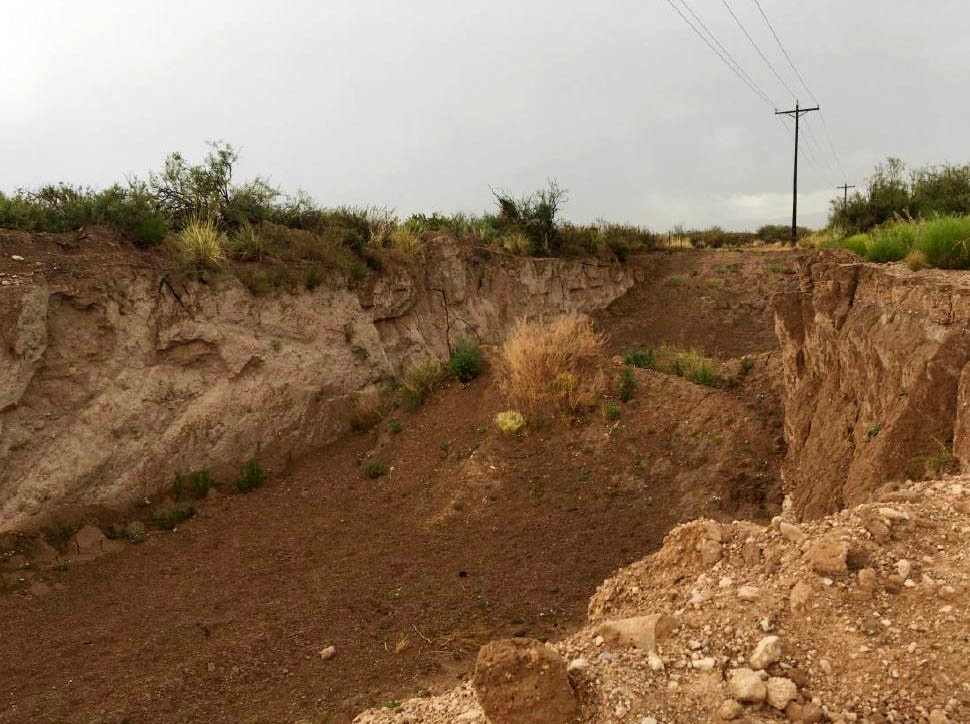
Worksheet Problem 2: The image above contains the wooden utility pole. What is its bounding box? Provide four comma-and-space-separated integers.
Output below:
775, 101, 820, 245
836, 183, 856, 212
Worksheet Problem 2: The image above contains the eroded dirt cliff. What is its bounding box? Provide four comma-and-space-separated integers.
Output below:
775, 252, 970, 519
0, 231, 633, 530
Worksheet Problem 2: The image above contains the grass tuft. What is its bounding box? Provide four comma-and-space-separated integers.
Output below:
499, 314, 606, 415
447, 338, 484, 383
235, 458, 265, 493
172, 216, 225, 269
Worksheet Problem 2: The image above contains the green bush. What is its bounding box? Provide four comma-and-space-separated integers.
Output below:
601, 399, 621, 421
618, 366, 637, 402
153, 505, 195, 530
174, 469, 213, 499
624, 348, 655, 369
916, 215, 970, 269
235, 458, 265, 493
866, 222, 915, 262
364, 461, 388, 478
447, 338, 484, 382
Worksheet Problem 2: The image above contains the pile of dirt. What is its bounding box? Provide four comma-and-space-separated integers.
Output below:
356, 475, 970, 722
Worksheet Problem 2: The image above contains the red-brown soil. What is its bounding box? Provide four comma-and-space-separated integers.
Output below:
0, 248, 795, 723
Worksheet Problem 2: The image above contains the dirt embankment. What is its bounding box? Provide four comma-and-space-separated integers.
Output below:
775, 252, 970, 519
358, 474, 970, 723
0, 231, 633, 531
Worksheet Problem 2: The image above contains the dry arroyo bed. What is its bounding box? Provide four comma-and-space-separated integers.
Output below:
357, 475, 970, 723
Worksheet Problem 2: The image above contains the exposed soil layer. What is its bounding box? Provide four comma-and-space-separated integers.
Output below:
0, 241, 796, 723
775, 252, 970, 519
0, 361, 782, 723
595, 248, 804, 359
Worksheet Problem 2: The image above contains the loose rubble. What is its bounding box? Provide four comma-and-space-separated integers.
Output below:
354, 476, 970, 722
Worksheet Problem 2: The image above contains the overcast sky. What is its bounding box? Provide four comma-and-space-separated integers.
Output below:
3, 1, 968, 230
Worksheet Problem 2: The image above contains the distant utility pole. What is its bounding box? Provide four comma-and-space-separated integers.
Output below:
836, 183, 856, 212
775, 101, 820, 245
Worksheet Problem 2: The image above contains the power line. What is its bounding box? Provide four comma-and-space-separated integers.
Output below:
662, 0, 776, 110
752, 0, 817, 103
678, 0, 775, 107
720, 0, 796, 101
750, 0, 847, 181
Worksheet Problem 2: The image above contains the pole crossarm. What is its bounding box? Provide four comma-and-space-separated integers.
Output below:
775, 105, 819, 118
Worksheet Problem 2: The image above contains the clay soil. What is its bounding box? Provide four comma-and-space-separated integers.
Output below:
0, 247, 798, 723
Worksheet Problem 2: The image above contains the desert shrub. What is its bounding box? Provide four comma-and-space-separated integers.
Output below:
624, 348, 655, 369
173, 469, 213, 499
229, 223, 271, 261
235, 458, 265, 493
618, 366, 637, 402
757, 224, 810, 244
304, 265, 324, 290
498, 231, 534, 255
499, 314, 606, 414
447, 338, 483, 382
399, 358, 448, 410
866, 222, 915, 262
388, 227, 422, 254
148, 141, 278, 228
653, 347, 722, 387
915, 215, 970, 269
0, 183, 169, 246
495, 410, 526, 435
364, 461, 388, 478
237, 267, 273, 295
838, 234, 869, 258
171, 217, 225, 269
905, 250, 928, 271
491, 181, 566, 256
601, 400, 621, 421
351, 385, 384, 431
386, 418, 402, 434
153, 505, 195, 530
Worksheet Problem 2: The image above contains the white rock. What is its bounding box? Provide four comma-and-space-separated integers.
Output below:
765, 676, 797, 710
779, 521, 807, 543
737, 585, 760, 601
567, 657, 589, 673
728, 668, 766, 702
749, 636, 782, 670
896, 559, 912, 579
692, 657, 716, 671
647, 650, 665, 671
11, 255, 24, 261
319, 645, 336, 660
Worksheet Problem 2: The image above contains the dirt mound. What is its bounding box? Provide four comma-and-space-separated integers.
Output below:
356, 475, 970, 722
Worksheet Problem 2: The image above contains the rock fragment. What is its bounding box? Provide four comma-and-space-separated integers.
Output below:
749, 635, 782, 670
596, 614, 677, 652
727, 668, 766, 703
807, 536, 849, 576
472, 638, 578, 724
765, 676, 797, 710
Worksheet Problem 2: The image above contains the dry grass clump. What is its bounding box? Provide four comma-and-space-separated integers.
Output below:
172, 216, 225, 269
399, 358, 449, 410
905, 249, 928, 271
495, 410, 526, 435
499, 314, 606, 414
351, 384, 385, 431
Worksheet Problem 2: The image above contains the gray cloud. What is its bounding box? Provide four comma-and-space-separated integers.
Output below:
3, 0, 969, 230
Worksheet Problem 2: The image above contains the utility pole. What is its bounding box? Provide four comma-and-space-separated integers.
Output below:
836, 183, 855, 213
775, 101, 820, 245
